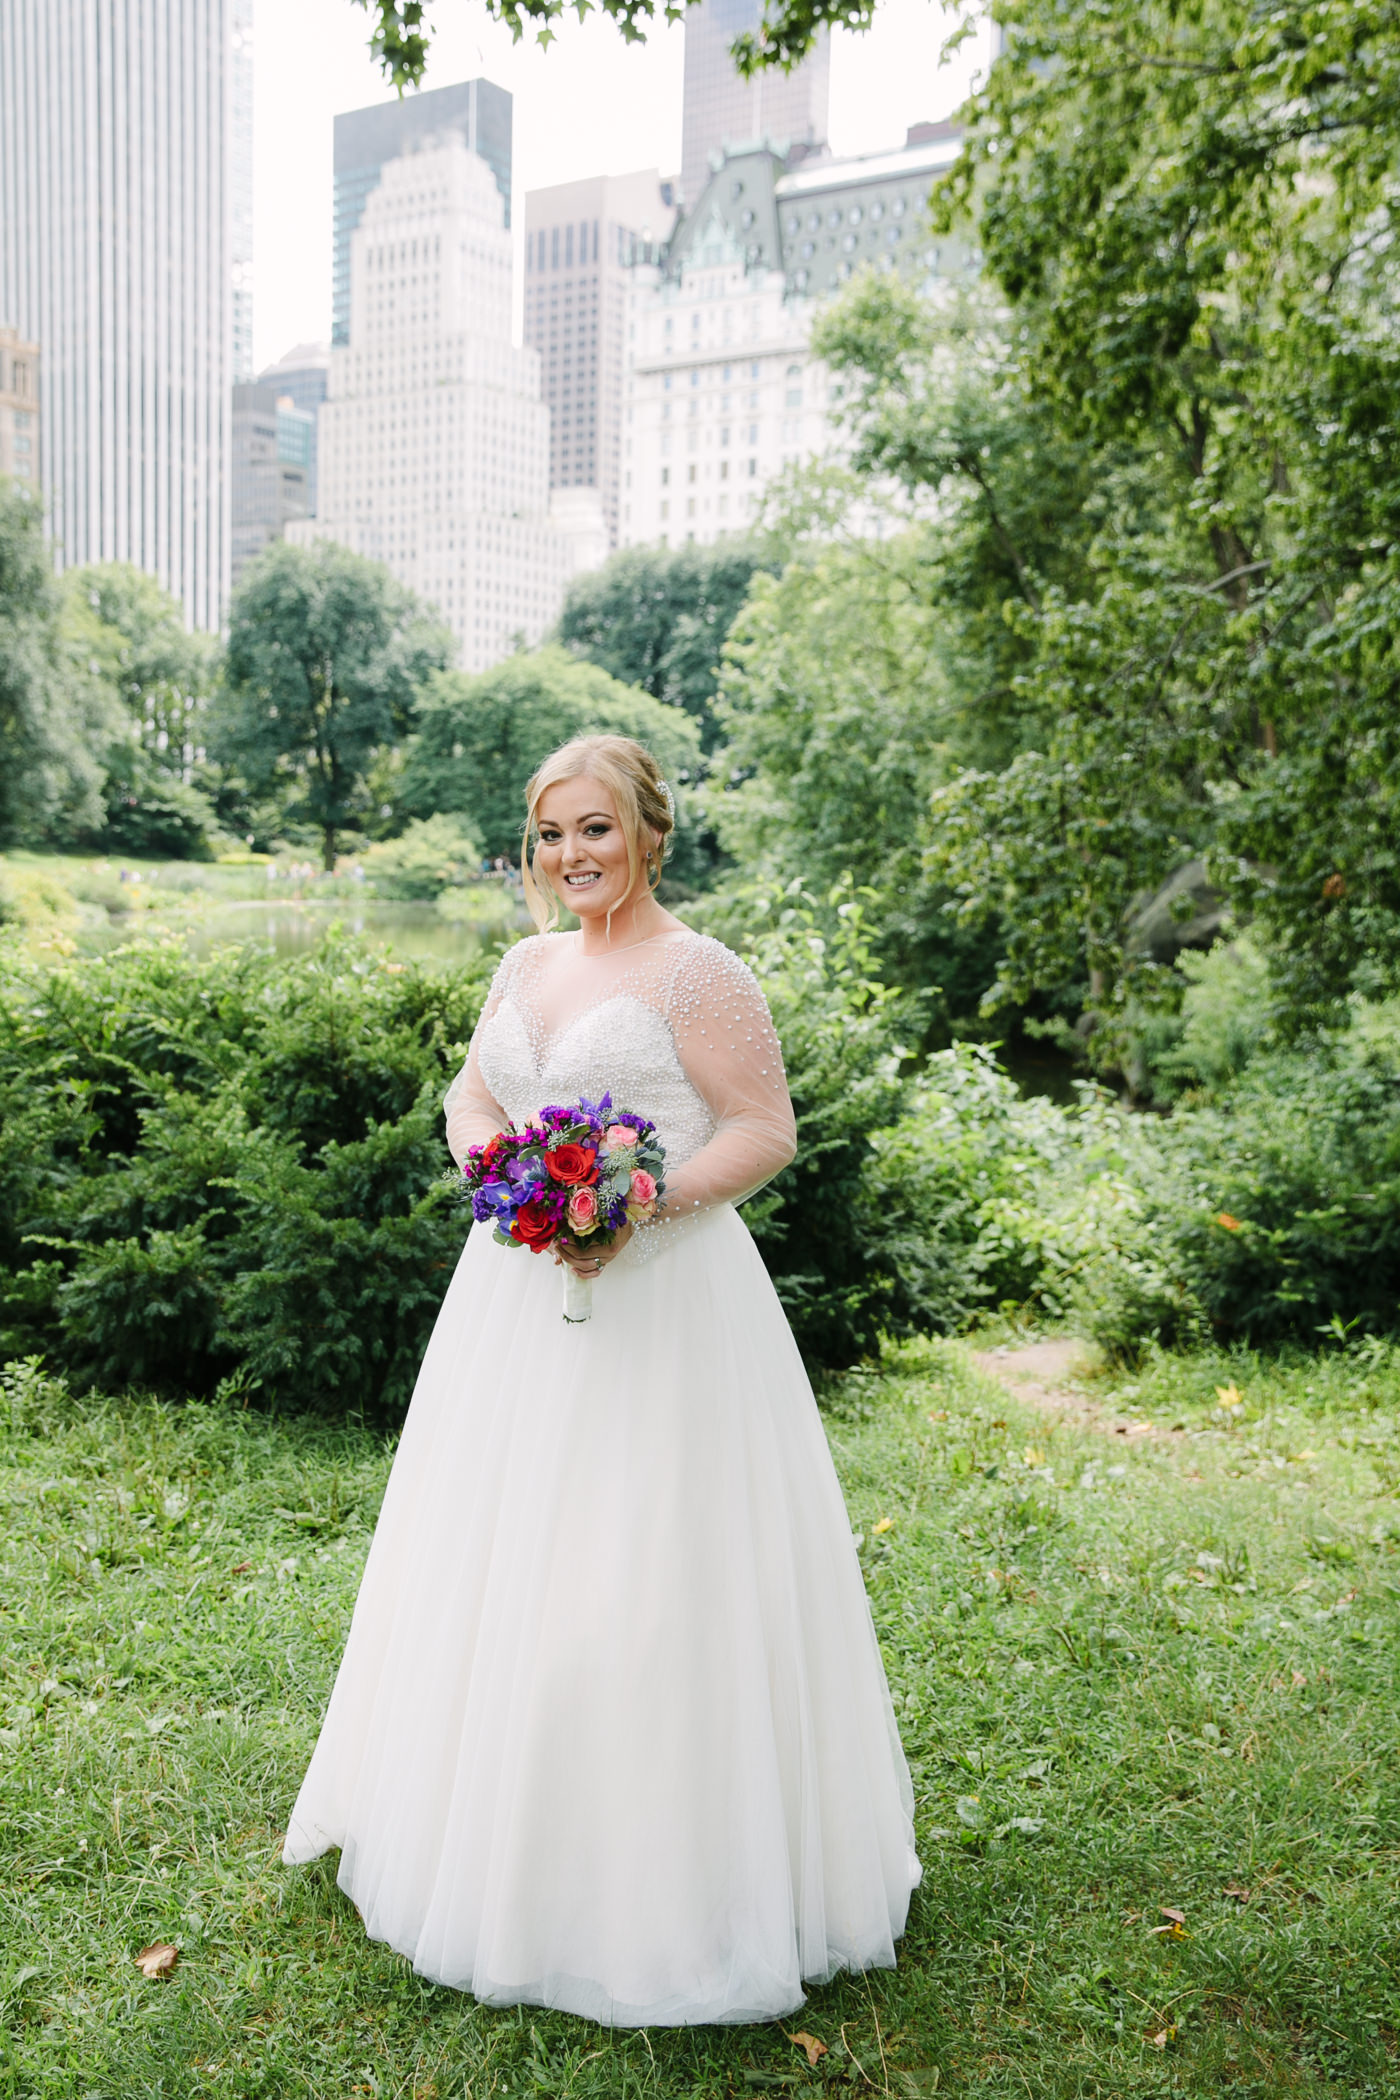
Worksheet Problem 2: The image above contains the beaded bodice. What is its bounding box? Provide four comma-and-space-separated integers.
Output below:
476, 988, 718, 1176
443, 928, 797, 1249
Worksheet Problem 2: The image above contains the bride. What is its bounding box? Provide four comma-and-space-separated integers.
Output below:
283, 734, 921, 2026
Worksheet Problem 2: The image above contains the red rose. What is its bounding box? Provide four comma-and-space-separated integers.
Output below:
546, 1143, 597, 1186
511, 1200, 558, 1252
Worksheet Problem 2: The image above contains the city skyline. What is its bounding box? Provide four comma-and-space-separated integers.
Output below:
252, 0, 993, 374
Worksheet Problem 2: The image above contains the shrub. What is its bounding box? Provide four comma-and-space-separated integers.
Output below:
0, 935, 496, 1415
361, 814, 484, 900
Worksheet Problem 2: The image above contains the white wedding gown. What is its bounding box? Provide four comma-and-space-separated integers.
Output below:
283, 927, 920, 2025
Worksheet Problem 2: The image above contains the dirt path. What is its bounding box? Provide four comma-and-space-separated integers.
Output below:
972, 1338, 1180, 1440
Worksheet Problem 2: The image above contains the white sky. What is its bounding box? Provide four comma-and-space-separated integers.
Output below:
251, 0, 993, 373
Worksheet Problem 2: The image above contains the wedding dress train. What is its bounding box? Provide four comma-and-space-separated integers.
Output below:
283, 928, 920, 2025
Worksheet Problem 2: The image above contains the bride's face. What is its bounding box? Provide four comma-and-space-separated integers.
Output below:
535, 774, 650, 921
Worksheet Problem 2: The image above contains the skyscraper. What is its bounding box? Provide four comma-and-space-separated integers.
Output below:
0, 0, 253, 629
332, 80, 512, 348
680, 0, 829, 207
0, 328, 41, 494
524, 171, 676, 548
257, 343, 331, 513
298, 136, 582, 674
231, 384, 313, 590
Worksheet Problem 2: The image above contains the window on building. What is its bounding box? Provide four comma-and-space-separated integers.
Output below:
747, 458, 757, 476
719, 460, 729, 481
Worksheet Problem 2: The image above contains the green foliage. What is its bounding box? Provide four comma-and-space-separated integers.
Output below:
215, 541, 453, 871
398, 643, 703, 860
698, 882, 917, 1367
59, 564, 222, 859
0, 936, 496, 1415
712, 512, 997, 1014
359, 813, 484, 899
1087, 1005, 1400, 1358
3, 1340, 1398, 2093
354, 0, 852, 90
0, 485, 120, 850
809, 3, 1400, 1056
556, 538, 773, 751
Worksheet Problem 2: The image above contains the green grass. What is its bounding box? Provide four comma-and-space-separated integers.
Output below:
0, 1338, 1397, 2098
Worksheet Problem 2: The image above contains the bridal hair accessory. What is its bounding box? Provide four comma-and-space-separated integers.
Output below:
658, 777, 676, 821
460, 1093, 667, 1323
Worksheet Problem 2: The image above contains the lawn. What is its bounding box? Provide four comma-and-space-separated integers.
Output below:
0, 1336, 1396, 2098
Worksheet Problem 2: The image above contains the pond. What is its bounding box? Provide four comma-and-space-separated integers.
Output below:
86, 898, 526, 968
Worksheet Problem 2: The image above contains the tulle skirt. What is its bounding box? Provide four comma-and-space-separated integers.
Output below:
282, 1205, 921, 2026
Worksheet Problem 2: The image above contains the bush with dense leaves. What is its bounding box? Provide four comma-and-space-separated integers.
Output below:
0, 935, 495, 1415
1086, 1004, 1400, 1357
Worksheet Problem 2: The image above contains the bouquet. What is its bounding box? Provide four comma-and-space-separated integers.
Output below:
461, 1092, 666, 1323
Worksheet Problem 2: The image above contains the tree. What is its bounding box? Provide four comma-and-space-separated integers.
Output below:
556, 540, 773, 752
398, 643, 702, 862
350, 0, 856, 92
215, 541, 452, 870
814, 0, 1400, 1053
61, 564, 221, 858
0, 483, 120, 849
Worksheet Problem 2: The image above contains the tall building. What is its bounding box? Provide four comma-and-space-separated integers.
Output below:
681, 0, 829, 207
297, 136, 584, 674
623, 128, 970, 549
231, 383, 313, 590
333, 80, 512, 348
0, 327, 40, 493
0, 0, 253, 629
524, 171, 677, 548
257, 343, 330, 513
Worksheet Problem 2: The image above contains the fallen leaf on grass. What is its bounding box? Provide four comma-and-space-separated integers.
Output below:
1023, 1446, 1046, 1468
873, 1517, 895, 1536
134, 1943, 179, 1978
787, 2030, 828, 2068
1158, 1906, 1186, 1925
927, 1410, 948, 1422
1151, 1906, 1188, 1939
229, 1561, 252, 1576
1223, 1884, 1251, 1901
1215, 1385, 1243, 1409
1148, 2026, 1176, 2049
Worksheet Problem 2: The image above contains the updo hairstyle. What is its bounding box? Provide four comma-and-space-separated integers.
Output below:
521, 734, 675, 933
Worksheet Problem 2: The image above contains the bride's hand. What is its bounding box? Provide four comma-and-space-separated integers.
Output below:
554, 1223, 633, 1280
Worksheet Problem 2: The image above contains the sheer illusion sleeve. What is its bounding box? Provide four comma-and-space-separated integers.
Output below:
442, 944, 520, 1168
662, 938, 797, 1216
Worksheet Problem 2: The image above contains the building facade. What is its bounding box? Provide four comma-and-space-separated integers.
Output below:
0, 0, 252, 628
623, 128, 970, 550
231, 383, 313, 589
256, 342, 330, 513
0, 327, 41, 493
523, 171, 677, 549
333, 79, 512, 349
680, 0, 829, 207
298, 136, 582, 674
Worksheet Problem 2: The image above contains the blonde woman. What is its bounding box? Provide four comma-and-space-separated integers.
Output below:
283, 735, 920, 2025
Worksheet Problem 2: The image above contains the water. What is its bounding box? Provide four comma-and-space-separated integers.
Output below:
90, 898, 524, 968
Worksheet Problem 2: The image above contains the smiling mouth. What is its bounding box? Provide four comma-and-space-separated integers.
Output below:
564, 871, 603, 889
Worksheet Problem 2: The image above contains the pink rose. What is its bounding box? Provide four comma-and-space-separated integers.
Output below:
629, 1169, 657, 1206
604, 1124, 638, 1150
566, 1186, 600, 1235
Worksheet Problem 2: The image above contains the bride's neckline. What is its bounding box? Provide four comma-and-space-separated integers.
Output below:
562, 926, 693, 961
